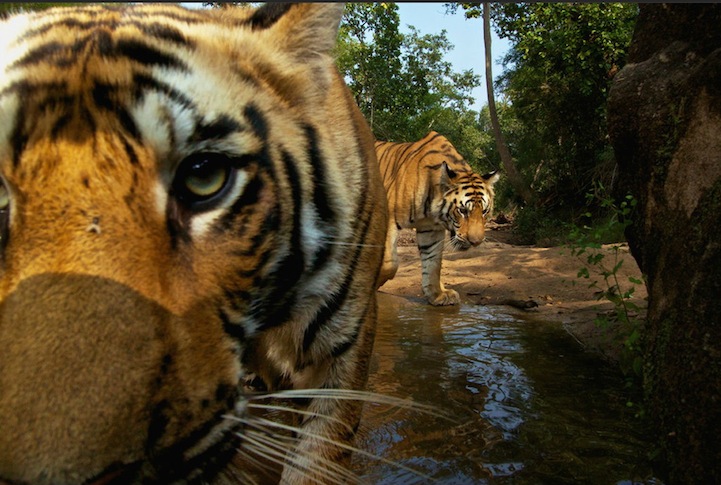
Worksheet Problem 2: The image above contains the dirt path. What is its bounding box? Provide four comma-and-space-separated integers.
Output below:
377, 224, 648, 365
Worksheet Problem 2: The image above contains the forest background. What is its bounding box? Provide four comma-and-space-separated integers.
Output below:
336, 2, 639, 245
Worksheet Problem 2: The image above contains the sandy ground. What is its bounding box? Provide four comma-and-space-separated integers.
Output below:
377, 223, 648, 365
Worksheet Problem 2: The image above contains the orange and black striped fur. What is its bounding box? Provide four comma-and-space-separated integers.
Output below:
0, 3, 388, 484
376, 131, 499, 306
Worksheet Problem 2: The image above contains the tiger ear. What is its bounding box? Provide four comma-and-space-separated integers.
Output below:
440, 162, 457, 191
482, 170, 501, 186
249, 3, 345, 60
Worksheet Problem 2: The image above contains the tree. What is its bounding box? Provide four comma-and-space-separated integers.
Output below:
335, 3, 480, 143
495, 3, 637, 206
608, 4, 721, 483
448, 2, 637, 213
482, 3, 533, 205
335, 3, 405, 139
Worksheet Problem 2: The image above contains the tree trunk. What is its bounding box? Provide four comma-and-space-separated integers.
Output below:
607, 5, 721, 483
482, 3, 533, 205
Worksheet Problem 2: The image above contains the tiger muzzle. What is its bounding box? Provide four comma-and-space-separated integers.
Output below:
0, 274, 168, 485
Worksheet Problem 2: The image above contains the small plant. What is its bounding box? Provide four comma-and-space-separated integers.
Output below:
566, 183, 646, 398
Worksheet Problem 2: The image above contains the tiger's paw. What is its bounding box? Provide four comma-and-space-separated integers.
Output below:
428, 288, 460, 306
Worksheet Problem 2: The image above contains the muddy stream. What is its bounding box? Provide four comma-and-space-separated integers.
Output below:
350, 293, 655, 484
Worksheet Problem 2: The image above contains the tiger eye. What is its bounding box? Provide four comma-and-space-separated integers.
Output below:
183, 162, 229, 198
172, 152, 235, 210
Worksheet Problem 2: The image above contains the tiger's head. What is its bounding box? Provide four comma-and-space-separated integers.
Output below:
0, 3, 387, 485
437, 163, 501, 250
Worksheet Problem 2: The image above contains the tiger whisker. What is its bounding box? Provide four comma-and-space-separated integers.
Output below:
250, 431, 360, 485
242, 428, 355, 485
246, 423, 368, 484
239, 416, 438, 483
233, 446, 277, 483
240, 432, 332, 485
248, 389, 450, 420
247, 403, 354, 433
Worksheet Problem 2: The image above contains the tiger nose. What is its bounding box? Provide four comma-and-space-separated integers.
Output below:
469, 235, 485, 247
467, 224, 486, 246
0, 274, 161, 485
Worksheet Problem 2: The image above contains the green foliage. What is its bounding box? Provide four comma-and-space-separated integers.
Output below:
566, 184, 645, 411
492, 3, 638, 207
335, 2, 639, 230
335, 3, 481, 144
444, 2, 639, 222
510, 205, 567, 246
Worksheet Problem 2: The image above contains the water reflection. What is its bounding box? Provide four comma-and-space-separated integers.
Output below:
352, 293, 654, 484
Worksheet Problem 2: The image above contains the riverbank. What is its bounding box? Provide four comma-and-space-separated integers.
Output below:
377, 223, 648, 366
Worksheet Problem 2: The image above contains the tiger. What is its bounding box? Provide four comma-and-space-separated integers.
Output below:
0, 3, 388, 485
375, 131, 500, 306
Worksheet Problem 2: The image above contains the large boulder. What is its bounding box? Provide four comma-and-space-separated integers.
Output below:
607, 4, 721, 484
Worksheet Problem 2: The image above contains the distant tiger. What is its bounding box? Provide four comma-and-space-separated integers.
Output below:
376, 131, 500, 306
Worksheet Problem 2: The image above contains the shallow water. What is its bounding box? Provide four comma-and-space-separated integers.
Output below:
351, 293, 655, 484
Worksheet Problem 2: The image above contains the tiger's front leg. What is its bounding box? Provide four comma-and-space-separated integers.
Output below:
416, 228, 460, 306
268, 280, 380, 485
278, 302, 378, 485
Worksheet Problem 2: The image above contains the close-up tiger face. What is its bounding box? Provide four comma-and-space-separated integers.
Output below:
0, 3, 387, 484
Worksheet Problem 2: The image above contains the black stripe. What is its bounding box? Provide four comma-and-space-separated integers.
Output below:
304, 125, 334, 272
91, 82, 114, 110
19, 6, 203, 42
132, 73, 195, 109
146, 408, 239, 483
220, 308, 246, 342
78, 105, 97, 137
304, 125, 335, 225
255, 150, 305, 330
50, 114, 72, 139
20, 19, 91, 41
118, 107, 141, 142
37, 93, 74, 119
301, 207, 374, 353
422, 186, 434, 217
232, 209, 279, 258
115, 38, 188, 70
91, 82, 141, 141
194, 115, 243, 142
136, 22, 193, 47
218, 172, 263, 231
330, 302, 370, 358
121, 136, 140, 166
10, 39, 87, 69
245, 3, 292, 30
0, 80, 71, 142
10, 107, 28, 168
243, 103, 268, 140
